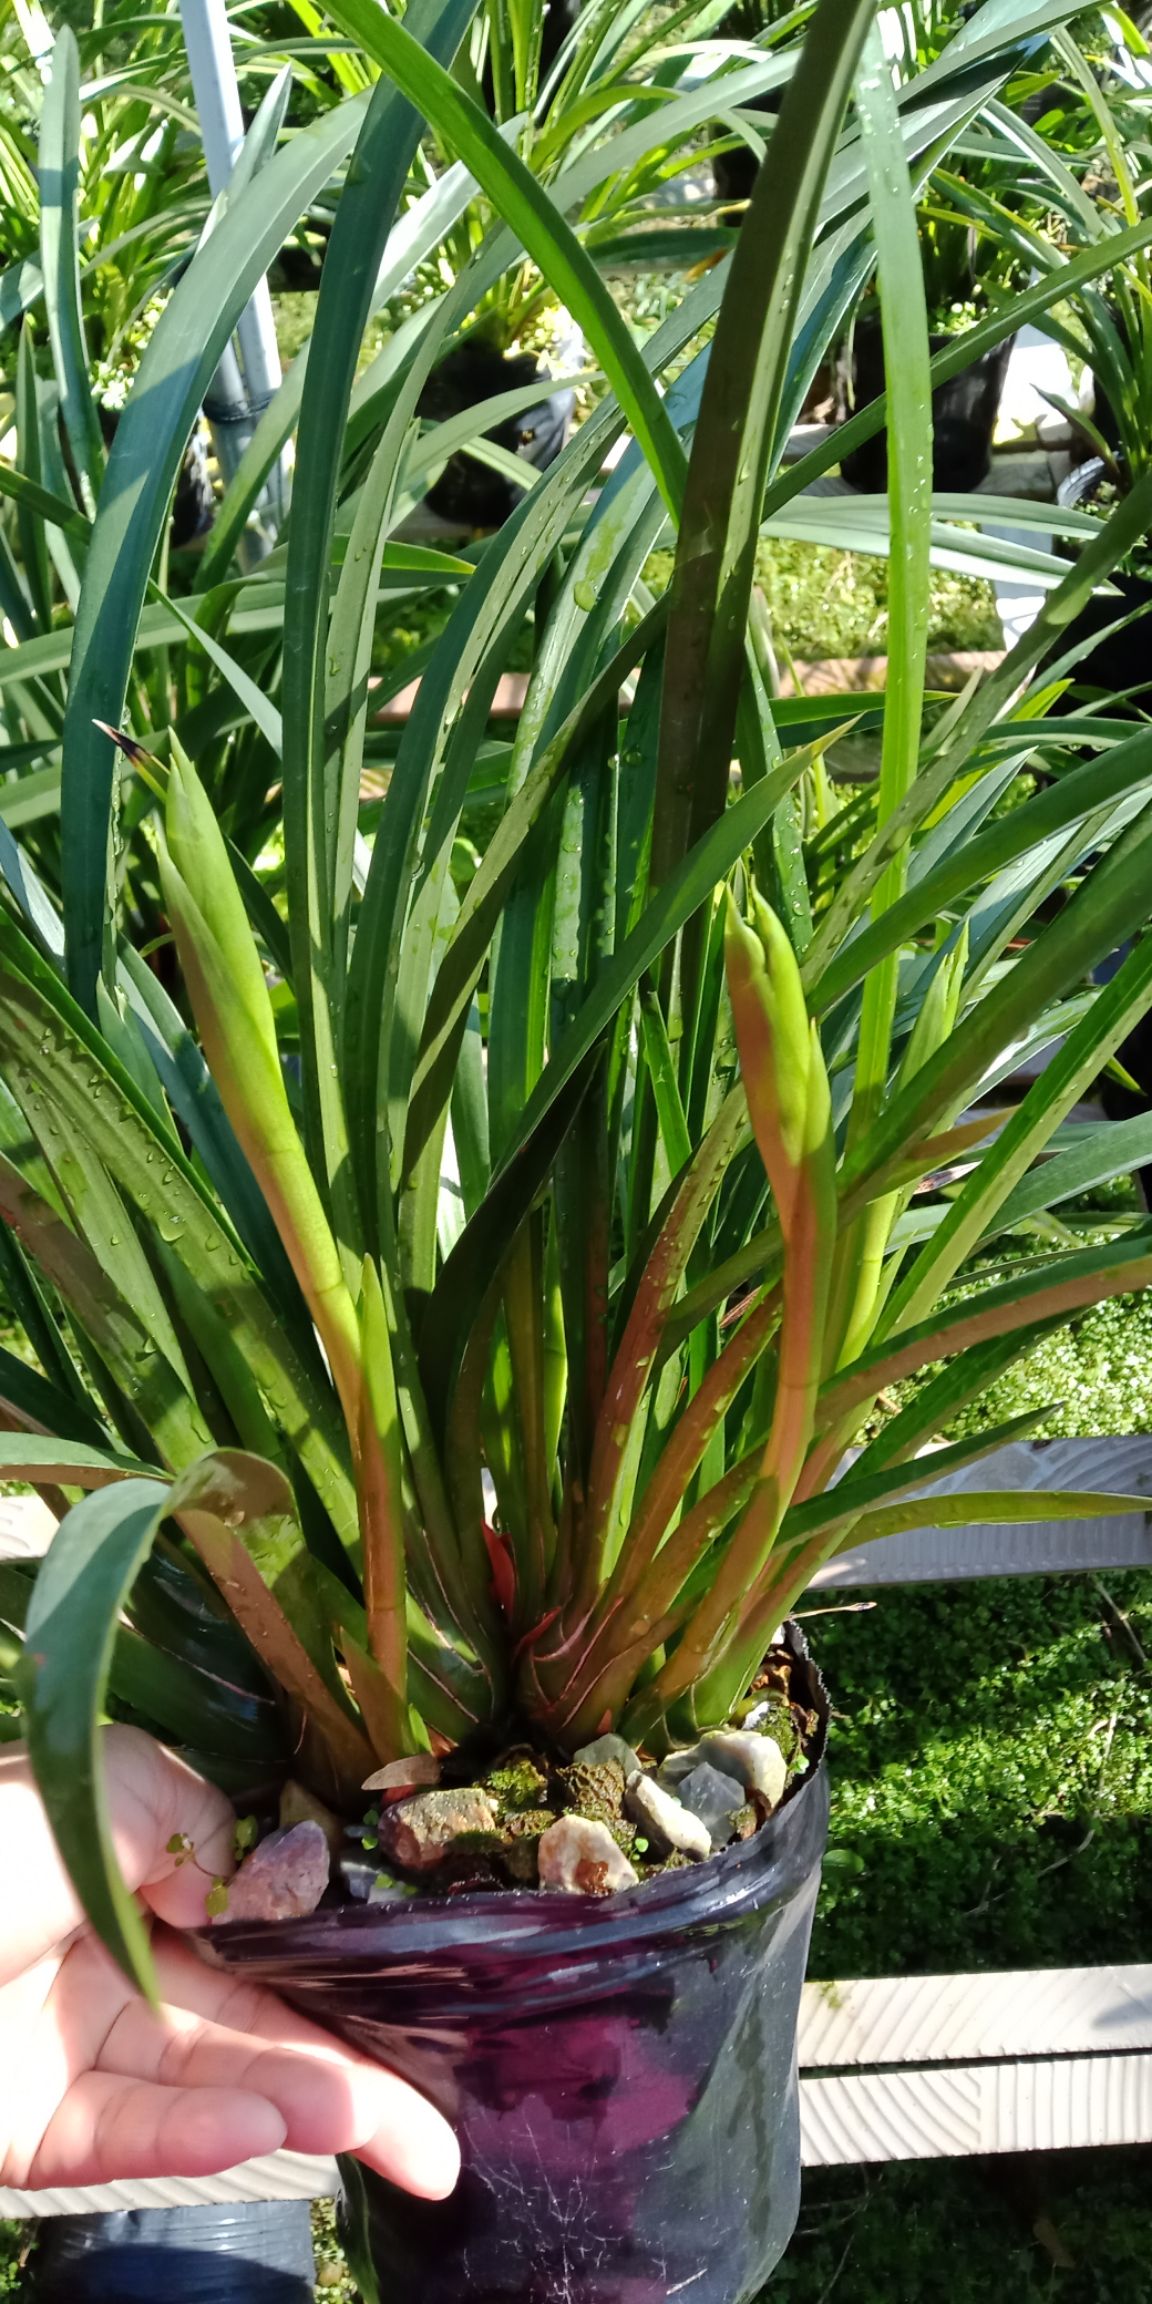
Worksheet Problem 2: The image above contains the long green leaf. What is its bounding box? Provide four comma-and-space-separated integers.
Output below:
61, 91, 369, 1009
21, 1479, 173, 1995
828, 18, 935, 1369
840, 807, 1152, 1207
991, 1116, 1152, 1237
885, 933, 1152, 1334
281, 0, 476, 1250
651, 0, 874, 894
38, 30, 102, 513
0, 917, 359, 1552
819, 1232, 1152, 1433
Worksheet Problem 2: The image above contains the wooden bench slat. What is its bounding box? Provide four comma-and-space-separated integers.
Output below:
800, 1965, 1152, 2068
814, 1513, 1152, 1587
811, 1435, 1152, 1589
800, 2051, 1152, 2164
0, 2151, 340, 2220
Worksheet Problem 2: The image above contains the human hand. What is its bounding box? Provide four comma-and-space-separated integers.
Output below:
0, 1726, 459, 2197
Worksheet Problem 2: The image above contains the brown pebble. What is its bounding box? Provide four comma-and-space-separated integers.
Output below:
361, 1753, 442, 1797
214, 1821, 330, 1925
377, 1786, 500, 1871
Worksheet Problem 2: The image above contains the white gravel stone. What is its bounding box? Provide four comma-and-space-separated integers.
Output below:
699, 1730, 788, 1809
537, 1816, 639, 1896
624, 1771, 711, 1859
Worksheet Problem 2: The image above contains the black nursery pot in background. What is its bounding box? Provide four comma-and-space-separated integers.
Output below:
712, 88, 781, 216
32, 2203, 315, 2303
419, 340, 577, 530
838, 315, 1015, 493
1049, 456, 1152, 701
201, 1641, 829, 2304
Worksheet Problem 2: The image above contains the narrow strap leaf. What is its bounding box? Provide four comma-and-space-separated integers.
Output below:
21, 1479, 175, 1996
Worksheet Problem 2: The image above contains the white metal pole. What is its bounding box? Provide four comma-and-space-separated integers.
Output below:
179, 0, 289, 547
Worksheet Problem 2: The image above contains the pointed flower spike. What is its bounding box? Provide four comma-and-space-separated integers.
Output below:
158, 741, 362, 1438
725, 886, 813, 1237
163, 739, 281, 1076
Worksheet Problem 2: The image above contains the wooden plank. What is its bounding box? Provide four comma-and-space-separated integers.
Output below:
0, 2151, 339, 2219
811, 1436, 1152, 1589
11, 2041, 1152, 2206
815, 1514, 1152, 1586
0, 1492, 55, 1562
800, 2053, 1152, 2165
367, 651, 1003, 733
783, 648, 1003, 697
800, 1965, 1152, 2070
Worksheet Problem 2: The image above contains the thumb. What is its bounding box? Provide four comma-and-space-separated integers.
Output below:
104, 1726, 239, 1928
0, 1727, 237, 1979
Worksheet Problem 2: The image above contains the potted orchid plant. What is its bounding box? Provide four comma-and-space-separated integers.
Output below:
5, 0, 1152, 2296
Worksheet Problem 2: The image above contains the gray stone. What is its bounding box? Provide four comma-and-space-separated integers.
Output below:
338, 1857, 380, 1902
339, 1856, 418, 1904
214, 1821, 330, 1924
377, 1786, 499, 1872
537, 1816, 639, 1896
699, 1730, 788, 1810
656, 1745, 701, 1792
572, 1733, 643, 1779
675, 1762, 748, 1850
624, 1770, 711, 1860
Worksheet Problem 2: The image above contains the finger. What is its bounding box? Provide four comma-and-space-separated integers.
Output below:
27, 2070, 286, 2188
149, 1932, 459, 2198
97, 1994, 458, 2195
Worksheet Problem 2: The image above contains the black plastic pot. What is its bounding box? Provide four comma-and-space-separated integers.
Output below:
419, 341, 577, 530
712, 88, 781, 214
482, 0, 583, 114
1049, 456, 1152, 702
200, 1643, 828, 2304
31, 2202, 315, 2302
839, 316, 1015, 493
99, 408, 215, 550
